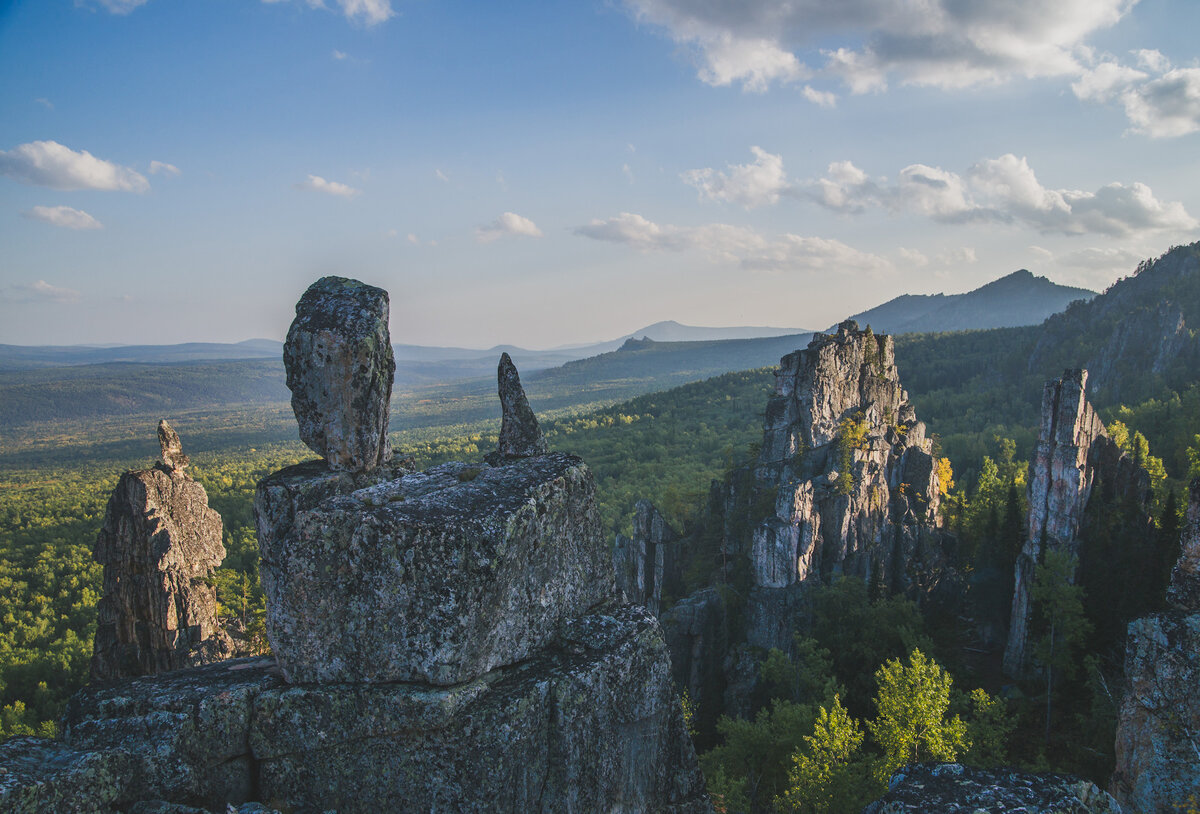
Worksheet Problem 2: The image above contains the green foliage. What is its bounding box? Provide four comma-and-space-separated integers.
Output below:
759, 637, 839, 707
1031, 550, 1092, 743
962, 688, 1016, 767
778, 695, 871, 814
868, 648, 968, 778
834, 414, 869, 496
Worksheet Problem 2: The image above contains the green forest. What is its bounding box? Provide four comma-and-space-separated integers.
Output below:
3, 244, 1200, 812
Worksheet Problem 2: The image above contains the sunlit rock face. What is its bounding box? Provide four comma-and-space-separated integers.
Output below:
283, 276, 394, 472
1003, 369, 1150, 678
1112, 478, 1200, 813
90, 421, 232, 681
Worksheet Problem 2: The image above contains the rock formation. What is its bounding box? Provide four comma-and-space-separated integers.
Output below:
862, 762, 1122, 813
488, 351, 548, 462
615, 499, 683, 616
90, 421, 233, 681
1111, 478, 1200, 812
283, 275, 395, 472
5, 277, 710, 812
1003, 370, 1150, 677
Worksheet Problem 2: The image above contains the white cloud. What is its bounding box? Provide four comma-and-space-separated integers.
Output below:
624, 0, 1134, 93
622, 163, 635, 184
1057, 246, 1145, 271
898, 247, 929, 267
574, 211, 891, 274
298, 174, 360, 198
261, 0, 393, 26
682, 146, 791, 209
0, 140, 149, 192
809, 154, 1198, 237
332, 49, 349, 60
407, 233, 420, 245
435, 169, 449, 183
476, 212, 543, 242
35, 97, 53, 109
936, 247, 978, 265
801, 85, 836, 107
148, 160, 180, 176
1073, 55, 1200, 138
3, 280, 82, 304
23, 205, 103, 230
83, 0, 151, 13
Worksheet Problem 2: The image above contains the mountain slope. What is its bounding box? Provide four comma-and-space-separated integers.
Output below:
838, 269, 1095, 334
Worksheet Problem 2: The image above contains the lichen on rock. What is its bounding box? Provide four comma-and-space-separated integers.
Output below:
487, 351, 548, 463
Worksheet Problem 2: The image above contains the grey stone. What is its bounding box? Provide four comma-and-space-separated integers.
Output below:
0, 735, 132, 814
614, 499, 682, 616
91, 426, 233, 682
158, 419, 189, 472
488, 351, 547, 463
1167, 478, 1200, 611
46, 611, 712, 814
255, 453, 613, 685
863, 762, 1122, 813
283, 276, 394, 472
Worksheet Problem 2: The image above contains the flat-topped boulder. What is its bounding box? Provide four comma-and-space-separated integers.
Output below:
283, 276, 395, 472
255, 452, 613, 684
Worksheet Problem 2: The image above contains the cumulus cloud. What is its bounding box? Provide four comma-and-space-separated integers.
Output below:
624, 0, 1132, 94
3, 280, 82, 304
936, 247, 978, 265
0, 140, 149, 192
683, 146, 791, 209
23, 205, 102, 230
261, 0, 393, 25
1056, 246, 1146, 270
574, 212, 891, 274
149, 160, 180, 176
476, 212, 543, 243
1073, 53, 1200, 138
83, 0, 151, 13
809, 154, 1197, 237
298, 174, 359, 198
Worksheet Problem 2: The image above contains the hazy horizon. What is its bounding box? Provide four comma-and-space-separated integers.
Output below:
2, 0, 1198, 349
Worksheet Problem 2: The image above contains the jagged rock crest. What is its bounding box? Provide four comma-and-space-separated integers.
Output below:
488, 351, 547, 463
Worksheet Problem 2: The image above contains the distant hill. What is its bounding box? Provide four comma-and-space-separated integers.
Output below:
835, 270, 1095, 334
0, 339, 283, 371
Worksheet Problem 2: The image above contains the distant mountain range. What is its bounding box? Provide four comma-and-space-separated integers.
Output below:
832, 269, 1095, 334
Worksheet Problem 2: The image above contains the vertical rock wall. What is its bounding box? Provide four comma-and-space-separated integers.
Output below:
615, 499, 683, 617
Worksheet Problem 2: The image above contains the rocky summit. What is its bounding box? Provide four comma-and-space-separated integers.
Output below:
1004, 369, 1150, 678
90, 422, 232, 682
1111, 478, 1200, 812
283, 275, 395, 472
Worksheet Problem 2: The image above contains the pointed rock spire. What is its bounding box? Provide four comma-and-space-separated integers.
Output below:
489, 352, 547, 463
157, 419, 189, 472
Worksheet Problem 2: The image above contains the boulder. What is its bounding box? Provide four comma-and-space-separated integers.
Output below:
863, 762, 1122, 813
91, 425, 232, 681
0, 736, 132, 814
255, 453, 612, 684
283, 276, 395, 472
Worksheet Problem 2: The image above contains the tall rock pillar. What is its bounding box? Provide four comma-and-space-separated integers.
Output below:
91, 420, 233, 681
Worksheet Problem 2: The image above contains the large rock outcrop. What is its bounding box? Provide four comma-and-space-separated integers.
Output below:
90, 421, 233, 681
615, 499, 684, 617
1111, 479, 1200, 813
863, 762, 1122, 813
1003, 370, 1150, 678
283, 275, 395, 472
488, 351, 548, 462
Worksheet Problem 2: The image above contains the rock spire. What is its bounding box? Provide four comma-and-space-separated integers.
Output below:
90, 422, 232, 681
489, 351, 547, 462
283, 275, 395, 472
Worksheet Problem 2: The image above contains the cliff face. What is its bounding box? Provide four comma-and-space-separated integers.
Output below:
91, 421, 232, 681
1111, 479, 1200, 813
751, 321, 947, 599
1003, 370, 1150, 678
614, 499, 683, 617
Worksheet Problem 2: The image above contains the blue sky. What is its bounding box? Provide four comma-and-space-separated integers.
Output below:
2, 0, 1199, 348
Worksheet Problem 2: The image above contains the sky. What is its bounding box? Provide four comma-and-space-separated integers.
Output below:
1, 0, 1199, 349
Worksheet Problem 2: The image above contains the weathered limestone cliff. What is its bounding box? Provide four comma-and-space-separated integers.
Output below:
750, 320, 948, 602
1003, 369, 1150, 678
2, 277, 710, 813
1111, 479, 1200, 813
90, 420, 233, 681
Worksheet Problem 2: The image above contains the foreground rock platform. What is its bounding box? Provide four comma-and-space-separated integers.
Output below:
20, 605, 709, 813
862, 762, 1122, 813
256, 452, 612, 684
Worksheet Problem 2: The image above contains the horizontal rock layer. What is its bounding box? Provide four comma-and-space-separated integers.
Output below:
36, 605, 710, 813
255, 453, 612, 684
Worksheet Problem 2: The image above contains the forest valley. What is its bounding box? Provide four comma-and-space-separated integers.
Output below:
3, 243, 1200, 813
